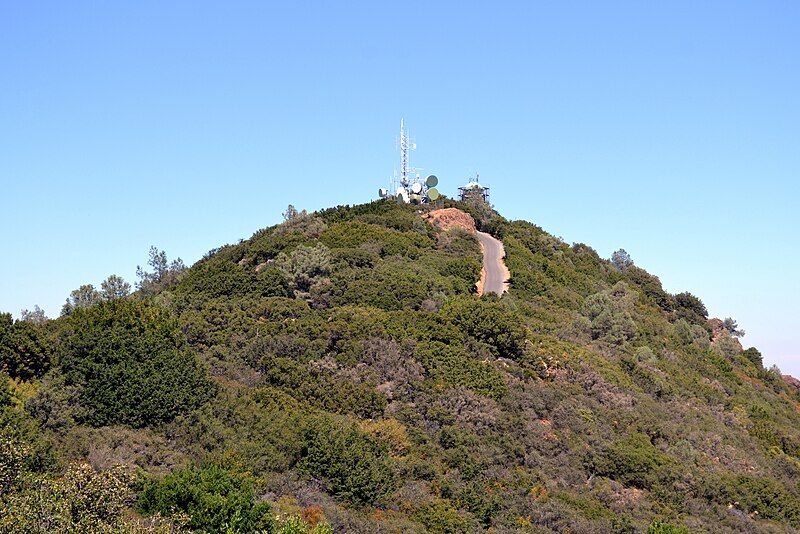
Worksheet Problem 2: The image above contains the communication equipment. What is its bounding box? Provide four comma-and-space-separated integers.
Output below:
458, 173, 490, 204
378, 120, 442, 204
396, 186, 410, 204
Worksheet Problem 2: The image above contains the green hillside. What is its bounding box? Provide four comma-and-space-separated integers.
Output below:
2, 199, 799, 533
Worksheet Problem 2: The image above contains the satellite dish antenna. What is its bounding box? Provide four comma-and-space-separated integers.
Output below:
427, 188, 440, 201
411, 182, 423, 194
378, 188, 388, 198
426, 175, 438, 187
396, 186, 410, 204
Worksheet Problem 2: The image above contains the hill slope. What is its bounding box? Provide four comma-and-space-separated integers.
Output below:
2, 199, 799, 533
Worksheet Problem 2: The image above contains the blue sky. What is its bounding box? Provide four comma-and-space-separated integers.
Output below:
1, 2, 798, 374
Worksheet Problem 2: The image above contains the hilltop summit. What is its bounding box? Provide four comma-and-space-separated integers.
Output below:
2, 198, 799, 533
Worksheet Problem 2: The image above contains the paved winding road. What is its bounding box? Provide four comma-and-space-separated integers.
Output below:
475, 231, 510, 296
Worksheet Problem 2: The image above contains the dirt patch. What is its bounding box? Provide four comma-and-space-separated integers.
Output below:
475, 263, 486, 295
423, 208, 476, 234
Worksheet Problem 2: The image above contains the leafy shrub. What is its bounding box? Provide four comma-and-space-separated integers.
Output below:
262, 356, 387, 418
647, 520, 693, 533
0, 313, 51, 381
299, 416, 397, 506
581, 282, 637, 345
702, 474, 800, 527
441, 257, 481, 288
177, 259, 291, 301
712, 333, 742, 359
624, 266, 672, 311
330, 265, 431, 311
416, 341, 507, 399
275, 245, 333, 293
138, 464, 272, 532
52, 300, 213, 428
0, 430, 27, 493
742, 347, 763, 368
273, 515, 333, 534
1, 464, 138, 533
444, 299, 526, 359
673, 292, 708, 324
320, 221, 432, 258
591, 432, 671, 489
415, 499, 471, 533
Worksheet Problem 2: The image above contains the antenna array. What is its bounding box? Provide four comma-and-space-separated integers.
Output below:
378, 119, 439, 204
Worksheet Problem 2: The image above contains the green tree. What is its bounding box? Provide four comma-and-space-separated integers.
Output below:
283, 204, 301, 221
582, 282, 637, 345
742, 347, 763, 368
722, 317, 745, 337
611, 249, 633, 271
673, 291, 708, 323
136, 246, 186, 293
19, 305, 47, 325
100, 275, 131, 300
276, 245, 333, 293
60, 284, 101, 316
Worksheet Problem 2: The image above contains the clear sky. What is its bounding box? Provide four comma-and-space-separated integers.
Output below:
1, 2, 798, 375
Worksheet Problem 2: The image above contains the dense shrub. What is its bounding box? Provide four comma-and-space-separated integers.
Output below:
1, 464, 141, 533
262, 355, 387, 418
415, 499, 471, 533
177, 259, 291, 301
416, 341, 507, 399
138, 464, 272, 532
591, 432, 671, 489
330, 265, 431, 310
444, 299, 526, 359
702, 474, 800, 527
275, 244, 333, 293
4, 199, 800, 533
299, 416, 397, 506
581, 282, 637, 345
320, 221, 432, 257
647, 521, 692, 534
673, 292, 708, 325
51, 300, 213, 428
0, 313, 51, 380
742, 347, 763, 368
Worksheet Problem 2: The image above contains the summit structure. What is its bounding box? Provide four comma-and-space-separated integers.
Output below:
377, 120, 440, 204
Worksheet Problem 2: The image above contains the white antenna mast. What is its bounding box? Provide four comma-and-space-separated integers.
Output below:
399, 118, 416, 187
380, 119, 437, 204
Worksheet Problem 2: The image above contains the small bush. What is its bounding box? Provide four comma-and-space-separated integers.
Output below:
138, 464, 272, 532
299, 416, 397, 506
591, 433, 671, 489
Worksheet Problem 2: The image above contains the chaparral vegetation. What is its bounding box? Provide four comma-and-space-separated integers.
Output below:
2, 198, 799, 533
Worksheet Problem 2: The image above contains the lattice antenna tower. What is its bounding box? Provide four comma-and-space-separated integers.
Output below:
399, 118, 417, 187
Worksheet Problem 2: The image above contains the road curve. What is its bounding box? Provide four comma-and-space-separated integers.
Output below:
475, 231, 510, 296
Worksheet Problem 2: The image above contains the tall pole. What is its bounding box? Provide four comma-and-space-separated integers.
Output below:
400, 118, 410, 187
